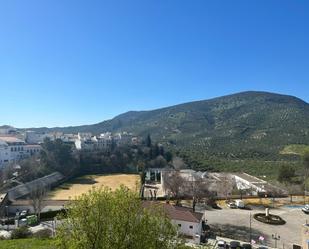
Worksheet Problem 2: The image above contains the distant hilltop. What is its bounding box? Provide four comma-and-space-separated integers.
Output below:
4, 91, 309, 169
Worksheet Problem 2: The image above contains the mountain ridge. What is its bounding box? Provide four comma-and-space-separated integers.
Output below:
20, 91, 309, 132
7, 90, 309, 175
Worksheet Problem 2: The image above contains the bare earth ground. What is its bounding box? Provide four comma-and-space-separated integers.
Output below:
48, 174, 140, 200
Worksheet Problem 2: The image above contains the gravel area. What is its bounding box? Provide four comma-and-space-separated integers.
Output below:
206, 206, 308, 248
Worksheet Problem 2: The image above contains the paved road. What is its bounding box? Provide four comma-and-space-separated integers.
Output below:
206, 206, 308, 249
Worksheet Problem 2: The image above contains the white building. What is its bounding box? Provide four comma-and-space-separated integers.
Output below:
75, 132, 118, 151
143, 202, 206, 244
25, 131, 53, 144
58, 133, 78, 143
0, 137, 41, 167
0, 140, 10, 165
233, 173, 267, 195
0, 125, 17, 135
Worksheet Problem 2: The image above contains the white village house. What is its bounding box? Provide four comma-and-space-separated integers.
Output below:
143, 202, 206, 244
0, 136, 41, 167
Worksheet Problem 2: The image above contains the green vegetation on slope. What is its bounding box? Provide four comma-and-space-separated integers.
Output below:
28, 91, 309, 177
280, 144, 309, 155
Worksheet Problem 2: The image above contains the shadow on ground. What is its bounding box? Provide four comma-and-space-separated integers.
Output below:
69, 177, 98, 185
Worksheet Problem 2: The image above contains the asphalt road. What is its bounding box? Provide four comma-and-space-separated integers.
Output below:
205, 206, 308, 249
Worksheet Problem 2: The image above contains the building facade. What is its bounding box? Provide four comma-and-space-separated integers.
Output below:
0, 137, 41, 167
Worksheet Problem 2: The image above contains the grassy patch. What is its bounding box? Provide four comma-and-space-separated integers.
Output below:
280, 144, 309, 155
0, 239, 55, 249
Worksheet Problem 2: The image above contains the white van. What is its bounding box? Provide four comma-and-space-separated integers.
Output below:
235, 199, 245, 209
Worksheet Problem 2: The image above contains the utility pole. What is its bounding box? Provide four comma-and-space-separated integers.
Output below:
5, 206, 8, 231
272, 233, 280, 248
249, 213, 252, 243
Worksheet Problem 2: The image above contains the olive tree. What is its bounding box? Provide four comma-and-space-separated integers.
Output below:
56, 186, 185, 249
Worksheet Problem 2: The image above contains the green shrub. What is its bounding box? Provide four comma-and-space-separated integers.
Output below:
40, 209, 67, 220
11, 226, 32, 239
33, 228, 52, 239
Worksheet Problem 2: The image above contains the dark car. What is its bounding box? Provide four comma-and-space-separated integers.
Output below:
242, 243, 252, 249
230, 241, 241, 249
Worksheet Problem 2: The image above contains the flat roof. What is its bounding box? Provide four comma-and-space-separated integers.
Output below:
233, 173, 265, 183
0, 193, 8, 205
0, 136, 25, 144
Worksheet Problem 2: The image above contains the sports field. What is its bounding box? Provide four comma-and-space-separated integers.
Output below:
49, 174, 140, 200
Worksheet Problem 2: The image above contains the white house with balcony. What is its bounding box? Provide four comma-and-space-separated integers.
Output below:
0, 136, 41, 167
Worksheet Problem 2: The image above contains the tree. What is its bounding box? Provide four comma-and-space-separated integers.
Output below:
163, 170, 184, 204
28, 180, 48, 221
217, 175, 235, 200
172, 157, 187, 170
146, 134, 152, 148
277, 165, 295, 183
185, 175, 215, 211
40, 138, 79, 177
56, 186, 184, 249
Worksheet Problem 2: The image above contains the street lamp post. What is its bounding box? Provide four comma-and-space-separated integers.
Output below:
5, 206, 8, 231
249, 213, 252, 243
272, 233, 280, 248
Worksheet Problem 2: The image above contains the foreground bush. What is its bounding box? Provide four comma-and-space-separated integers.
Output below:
33, 228, 53, 239
11, 226, 32, 239
56, 186, 184, 249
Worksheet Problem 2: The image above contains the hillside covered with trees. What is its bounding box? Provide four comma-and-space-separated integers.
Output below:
25, 91, 309, 178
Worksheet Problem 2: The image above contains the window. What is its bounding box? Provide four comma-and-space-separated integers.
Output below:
189, 225, 193, 229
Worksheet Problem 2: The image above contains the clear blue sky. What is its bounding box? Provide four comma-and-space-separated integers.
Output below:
0, 0, 308, 128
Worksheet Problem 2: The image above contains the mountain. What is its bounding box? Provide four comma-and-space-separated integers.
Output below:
27, 91, 309, 175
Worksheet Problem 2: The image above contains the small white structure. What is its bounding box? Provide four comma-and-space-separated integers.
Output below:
143, 202, 205, 244
25, 131, 53, 144
233, 173, 267, 195
235, 199, 245, 208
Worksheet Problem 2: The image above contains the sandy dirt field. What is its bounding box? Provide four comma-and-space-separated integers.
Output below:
49, 174, 140, 200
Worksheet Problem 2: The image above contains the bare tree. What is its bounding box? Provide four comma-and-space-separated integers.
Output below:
172, 157, 187, 170
286, 184, 303, 203
217, 175, 235, 200
188, 175, 216, 210
28, 181, 48, 221
163, 170, 184, 205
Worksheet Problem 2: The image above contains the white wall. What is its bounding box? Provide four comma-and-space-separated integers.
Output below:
172, 219, 202, 244
0, 145, 10, 167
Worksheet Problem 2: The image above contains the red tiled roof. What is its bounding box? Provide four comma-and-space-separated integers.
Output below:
143, 201, 204, 223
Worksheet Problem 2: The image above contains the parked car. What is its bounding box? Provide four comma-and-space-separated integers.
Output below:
230, 241, 241, 249
20, 210, 28, 218
242, 243, 252, 249
235, 200, 245, 209
302, 204, 309, 214
218, 240, 228, 249
227, 202, 237, 209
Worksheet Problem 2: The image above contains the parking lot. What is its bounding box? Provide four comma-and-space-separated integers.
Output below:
206, 205, 308, 248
